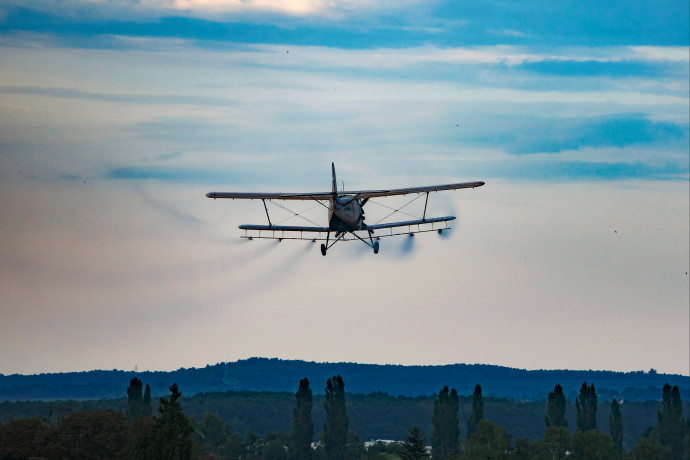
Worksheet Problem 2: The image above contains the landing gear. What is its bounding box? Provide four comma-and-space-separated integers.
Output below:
373, 241, 379, 254
321, 244, 327, 256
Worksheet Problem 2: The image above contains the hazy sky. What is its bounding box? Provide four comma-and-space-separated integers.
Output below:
1, 0, 688, 376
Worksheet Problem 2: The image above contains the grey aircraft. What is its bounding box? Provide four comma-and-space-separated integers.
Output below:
206, 163, 484, 255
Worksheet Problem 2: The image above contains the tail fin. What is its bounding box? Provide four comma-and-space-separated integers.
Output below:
331, 163, 337, 195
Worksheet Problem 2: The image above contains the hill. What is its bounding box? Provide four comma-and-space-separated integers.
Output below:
0, 357, 687, 402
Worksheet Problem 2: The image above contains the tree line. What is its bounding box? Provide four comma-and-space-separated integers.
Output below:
0, 376, 688, 459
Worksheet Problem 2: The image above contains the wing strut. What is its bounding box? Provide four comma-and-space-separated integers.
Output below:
262, 199, 272, 227
422, 192, 429, 222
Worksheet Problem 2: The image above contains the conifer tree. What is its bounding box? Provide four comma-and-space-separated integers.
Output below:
575, 382, 597, 432
545, 384, 568, 428
431, 386, 459, 460
324, 375, 348, 460
467, 384, 484, 437
151, 383, 193, 460
290, 377, 313, 460
400, 426, 429, 460
609, 398, 623, 456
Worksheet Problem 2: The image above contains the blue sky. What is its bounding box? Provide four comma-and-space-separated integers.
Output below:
0, 0, 688, 377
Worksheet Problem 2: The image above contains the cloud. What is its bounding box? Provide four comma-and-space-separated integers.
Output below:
457, 113, 688, 157
0, 86, 239, 107
2, 0, 688, 47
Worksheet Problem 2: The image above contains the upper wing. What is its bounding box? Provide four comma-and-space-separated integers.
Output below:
206, 181, 484, 201
343, 181, 485, 199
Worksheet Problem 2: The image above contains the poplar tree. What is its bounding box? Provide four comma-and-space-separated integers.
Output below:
127, 378, 146, 422
143, 384, 152, 417
467, 384, 484, 437
609, 398, 623, 456
545, 384, 568, 428
324, 375, 348, 460
431, 386, 459, 460
290, 378, 313, 460
575, 382, 597, 432
657, 383, 686, 460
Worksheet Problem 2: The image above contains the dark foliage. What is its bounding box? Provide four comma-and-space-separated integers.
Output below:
575, 382, 597, 432
127, 377, 152, 421
467, 384, 483, 437
324, 375, 349, 460
657, 383, 688, 460
400, 426, 429, 460
431, 386, 459, 460
290, 377, 313, 460
609, 398, 623, 455
544, 384, 567, 429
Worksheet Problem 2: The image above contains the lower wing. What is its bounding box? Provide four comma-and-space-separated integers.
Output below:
239, 224, 330, 232
238, 216, 454, 233
365, 216, 455, 231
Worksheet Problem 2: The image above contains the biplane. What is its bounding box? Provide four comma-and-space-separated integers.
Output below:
206, 164, 484, 255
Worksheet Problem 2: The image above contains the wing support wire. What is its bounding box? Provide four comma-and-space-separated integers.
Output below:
368, 192, 426, 225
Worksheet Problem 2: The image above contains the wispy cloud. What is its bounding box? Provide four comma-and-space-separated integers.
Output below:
462, 113, 689, 155
0, 86, 239, 107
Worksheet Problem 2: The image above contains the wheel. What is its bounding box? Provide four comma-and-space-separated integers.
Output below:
320, 244, 327, 256
373, 241, 379, 254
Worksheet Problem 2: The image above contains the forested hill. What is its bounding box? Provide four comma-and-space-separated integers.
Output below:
0, 357, 687, 401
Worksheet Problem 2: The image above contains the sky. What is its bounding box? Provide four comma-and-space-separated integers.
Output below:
0, 0, 688, 377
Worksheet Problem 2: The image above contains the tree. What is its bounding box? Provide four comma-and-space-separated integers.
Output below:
52, 409, 130, 459
628, 433, 673, 460
127, 377, 149, 422
609, 398, 623, 456
264, 431, 289, 460
151, 383, 194, 460
290, 377, 314, 460
245, 431, 265, 460
571, 429, 617, 460
400, 426, 429, 460
657, 383, 687, 460
194, 412, 231, 457
529, 426, 570, 460
324, 375, 349, 460
544, 384, 567, 429
143, 384, 152, 417
0, 418, 51, 459
575, 382, 597, 432
467, 384, 483, 438
513, 437, 531, 460
431, 386, 459, 460
461, 420, 511, 460
345, 430, 365, 460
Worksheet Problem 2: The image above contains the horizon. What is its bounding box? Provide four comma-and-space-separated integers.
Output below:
3, 357, 689, 378
1, 0, 688, 376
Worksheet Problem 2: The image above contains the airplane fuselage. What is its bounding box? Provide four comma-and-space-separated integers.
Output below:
328, 195, 364, 232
